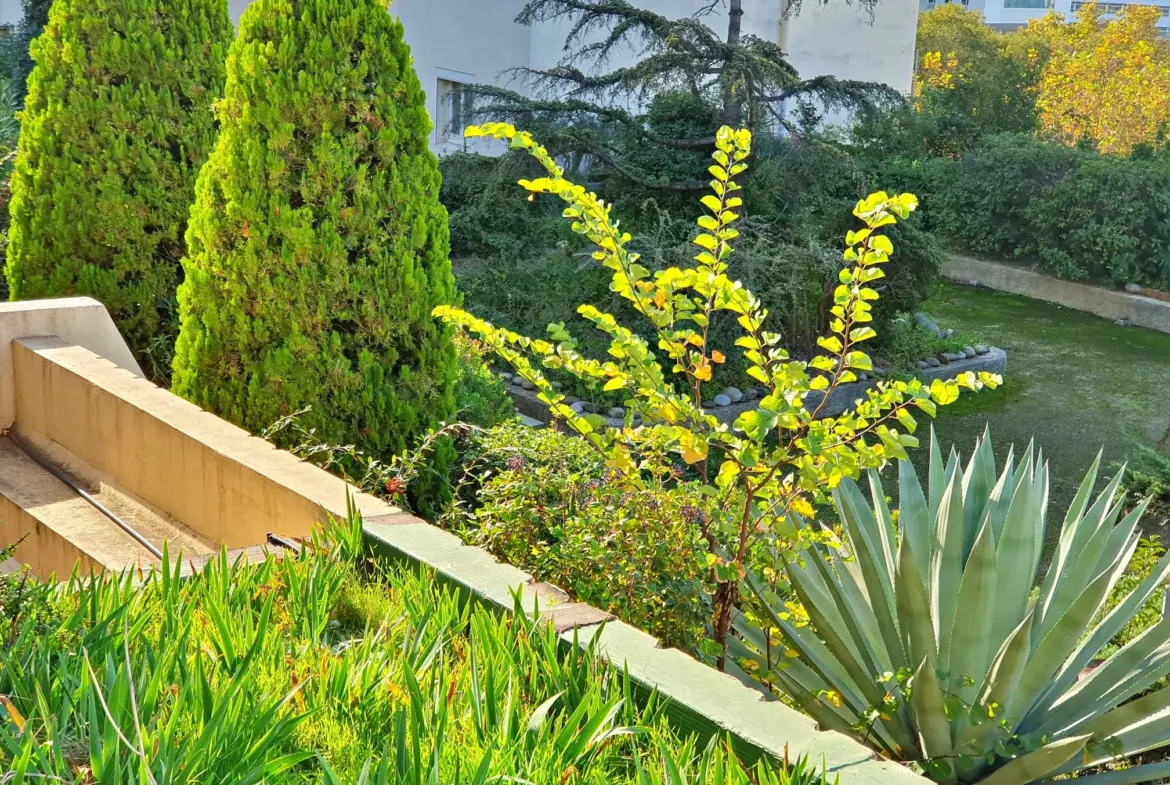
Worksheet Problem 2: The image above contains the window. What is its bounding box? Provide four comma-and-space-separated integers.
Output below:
437, 78, 474, 141
1071, 0, 1170, 14
1003, 0, 1054, 8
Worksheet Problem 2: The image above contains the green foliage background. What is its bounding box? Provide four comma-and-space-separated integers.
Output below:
173, 0, 458, 500
442, 93, 943, 382
875, 133, 1170, 287
865, 5, 1046, 159
6, 0, 232, 377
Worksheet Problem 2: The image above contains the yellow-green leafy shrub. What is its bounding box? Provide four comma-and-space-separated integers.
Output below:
437, 123, 1000, 663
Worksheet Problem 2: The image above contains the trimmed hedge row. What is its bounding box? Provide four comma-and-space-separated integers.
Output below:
873, 134, 1170, 289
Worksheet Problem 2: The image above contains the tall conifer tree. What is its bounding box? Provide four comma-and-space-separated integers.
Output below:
7, 0, 232, 376
173, 0, 457, 484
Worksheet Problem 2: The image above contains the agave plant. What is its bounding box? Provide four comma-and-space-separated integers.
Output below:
733, 429, 1170, 784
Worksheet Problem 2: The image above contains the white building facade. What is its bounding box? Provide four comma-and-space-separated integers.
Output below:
0, 0, 920, 147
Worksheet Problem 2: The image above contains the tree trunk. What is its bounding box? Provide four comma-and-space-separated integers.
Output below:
713, 579, 739, 671
721, 0, 745, 128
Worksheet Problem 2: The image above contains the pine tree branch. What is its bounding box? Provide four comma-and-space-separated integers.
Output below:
694, 0, 727, 16
587, 146, 708, 192
464, 85, 719, 149
517, 0, 725, 77
763, 75, 905, 110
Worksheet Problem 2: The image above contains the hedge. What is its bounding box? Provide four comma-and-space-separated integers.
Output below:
873, 134, 1170, 289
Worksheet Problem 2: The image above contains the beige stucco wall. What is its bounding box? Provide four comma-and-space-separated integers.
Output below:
0, 298, 143, 430
10, 337, 393, 549
0, 493, 102, 579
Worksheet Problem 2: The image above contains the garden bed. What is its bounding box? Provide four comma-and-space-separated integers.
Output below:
943, 253, 1170, 335
917, 282, 1170, 540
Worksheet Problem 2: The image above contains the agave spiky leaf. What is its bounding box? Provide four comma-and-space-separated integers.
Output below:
738, 428, 1170, 784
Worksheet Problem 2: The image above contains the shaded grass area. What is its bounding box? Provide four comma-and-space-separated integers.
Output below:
915, 283, 1170, 552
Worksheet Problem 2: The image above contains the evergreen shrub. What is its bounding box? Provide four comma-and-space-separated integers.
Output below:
446, 421, 712, 649
6, 0, 232, 376
172, 0, 458, 496
440, 150, 569, 260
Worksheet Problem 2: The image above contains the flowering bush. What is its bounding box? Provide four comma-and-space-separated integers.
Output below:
447, 422, 712, 648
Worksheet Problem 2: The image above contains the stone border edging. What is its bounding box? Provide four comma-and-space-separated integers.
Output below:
943, 253, 1170, 334
505, 348, 1007, 427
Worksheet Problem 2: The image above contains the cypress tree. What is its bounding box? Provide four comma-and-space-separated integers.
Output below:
6, 0, 232, 377
172, 0, 458, 481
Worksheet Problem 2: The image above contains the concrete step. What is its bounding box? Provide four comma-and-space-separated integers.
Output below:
0, 437, 214, 577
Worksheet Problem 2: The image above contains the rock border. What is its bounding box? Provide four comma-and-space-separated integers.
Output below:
503, 348, 1008, 428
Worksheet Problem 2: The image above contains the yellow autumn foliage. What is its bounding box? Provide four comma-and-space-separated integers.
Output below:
1032, 1, 1170, 154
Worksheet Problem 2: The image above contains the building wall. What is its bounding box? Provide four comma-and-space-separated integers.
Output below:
1, 0, 918, 139
780, 0, 920, 96
918, 0, 987, 16
919, 0, 1170, 32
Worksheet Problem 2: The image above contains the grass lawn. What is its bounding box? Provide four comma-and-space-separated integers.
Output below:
915, 282, 1170, 548
0, 518, 822, 784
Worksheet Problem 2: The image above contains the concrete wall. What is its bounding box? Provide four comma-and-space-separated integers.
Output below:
0, 481, 103, 579
9, 337, 391, 549
943, 254, 1170, 334
0, 298, 143, 431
